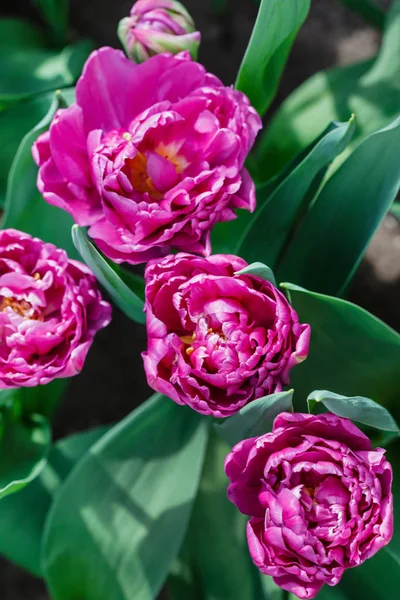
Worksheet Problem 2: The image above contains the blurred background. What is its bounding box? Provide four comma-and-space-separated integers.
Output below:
0, 0, 398, 598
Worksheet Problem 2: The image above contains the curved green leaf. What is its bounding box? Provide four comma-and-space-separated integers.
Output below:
235, 0, 310, 116
277, 116, 400, 295
215, 390, 293, 447
235, 262, 277, 286
43, 395, 208, 600
171, 431, 261, 600
72, 225, 145, 324
0, 425, 109, 576
32, 0, 69, 43
237, 118, 355, 267
0, 411, 50, 500
282, 283, 400, 421
0, 92, 54, 207
0, 19, 46, 53
253, 0, 400, 182
308, 390, 399, 433
1, 90, 78, 258
0, 19, 91, 104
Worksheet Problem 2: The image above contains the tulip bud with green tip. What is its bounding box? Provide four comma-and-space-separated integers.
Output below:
118, 0, 201, 63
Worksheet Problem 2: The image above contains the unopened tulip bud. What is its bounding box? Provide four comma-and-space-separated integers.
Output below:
118, 0, 201, 63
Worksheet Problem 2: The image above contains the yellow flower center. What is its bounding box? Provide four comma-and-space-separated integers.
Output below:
125, 138, 188, 199
0, 297, 43, 321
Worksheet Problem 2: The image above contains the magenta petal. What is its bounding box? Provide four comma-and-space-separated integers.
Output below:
77, 47, 139, 131
147, 152, 179, 191
0, 229, 111, 389
49, 105, 92, 187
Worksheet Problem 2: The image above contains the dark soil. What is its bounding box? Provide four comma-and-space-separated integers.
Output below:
0, 0, 399, 598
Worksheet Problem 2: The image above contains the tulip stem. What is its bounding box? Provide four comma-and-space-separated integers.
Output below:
282, 591, 290, 600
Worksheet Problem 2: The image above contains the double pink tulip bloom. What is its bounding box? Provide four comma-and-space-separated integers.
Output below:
0, 229, 111, 388
33, 48, 261, 264
225, 412, 394, 599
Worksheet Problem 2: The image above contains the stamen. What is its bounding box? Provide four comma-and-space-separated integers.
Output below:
122, 132, 132, 141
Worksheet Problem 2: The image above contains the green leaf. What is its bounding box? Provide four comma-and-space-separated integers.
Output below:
337, 0, 386, 30
18, 379, 68, 421
1, 90, 79, 259
32, 0, 69, 43
43, 395, 208, 600
253, 0, 400, 182
235, 0, 310, 116
282, 283, 400, 421
72, 225, 145, 323
235, 262, 277, 286
0, 18, 92, 104
0, 92, 54, 207
277, 116, 400, 296
0, 19, 46, 52
237, 118, 355, 267
211, 120, 353, 256
0, 411, 50, 500
0, 425, 109, 577
171, 430, 261, 600
215, 390, 293, 447
307, 390, 399, 433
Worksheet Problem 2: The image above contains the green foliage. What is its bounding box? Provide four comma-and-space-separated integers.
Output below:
43, 395, 208, 600
235, 262, 277, 286
282, 283, 400, 422
169, 430, 261, 600
72, 226, 146, 324
277, 116, 400, 296
0, 92, 54, 208
215, 390, 294, 447
307, 390, 399, 432
32, 0, 70, 43
237, 118, 355, 267
253, 0, 400, 182
337, 0, 386, 30
0, 19, 92, 105
1, 90, 78, 258
0, 425, 108, 576
235, 0, 310, 116
0, 390, 50, 500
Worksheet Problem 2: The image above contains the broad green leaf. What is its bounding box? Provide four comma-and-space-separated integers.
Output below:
277, 116, 400, 295
235, 0, 310, 116
0, 425, 109, 576
211, 120, 353, 255
307, 390, 399, 433
235, 262, 277, 286
172, 430, 261, 600
0, 18, 92, 104
391, 201, 400, 219
282, 283, 400, 420
0, 412, 50, 500
72, 225, 145, 323
18, 379, 68, 421
0, 19, 46, 52
253, 0, 400, 182
215, 390, 294, 447
0, 92, 54, 207
237, 118, 355, 267
337, 0, 386, 29
32, 0, 69, 43
43, 394, 208, 600
1, 90, 78, 259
